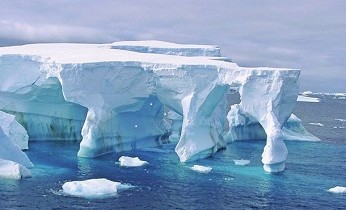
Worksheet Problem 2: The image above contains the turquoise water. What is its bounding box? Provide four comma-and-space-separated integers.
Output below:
0, 96, 345, 209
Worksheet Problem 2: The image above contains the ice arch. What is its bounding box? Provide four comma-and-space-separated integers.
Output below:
0, 41, 305, 172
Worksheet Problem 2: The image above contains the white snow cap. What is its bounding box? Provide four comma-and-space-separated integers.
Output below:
118, 156, 148, 167
190, 165, 212, 173
62, 178, 132, 199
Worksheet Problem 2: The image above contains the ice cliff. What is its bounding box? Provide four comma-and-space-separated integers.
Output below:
0, 40, 318, 174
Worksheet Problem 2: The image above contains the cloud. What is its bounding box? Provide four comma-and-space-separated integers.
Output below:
0, 0, 345, 92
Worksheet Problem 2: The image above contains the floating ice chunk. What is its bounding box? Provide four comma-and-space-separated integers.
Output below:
327, 186, 346, 194
335, 119, 346, 122
309, 123, 324, 126
301, 91, 313, 95
233, 159, 250, 166
62, 178, 132, 199
0, 158, 31, 180
297, 95, 320, 103
190, 165, 212, 173
118, 156, 148, 167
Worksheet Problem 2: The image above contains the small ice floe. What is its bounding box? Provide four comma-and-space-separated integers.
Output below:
62, 178, 132, 199
190, 165, 212, 173
233, 159, 251, 166
118, 156, 148, 167
309, 123, 324, 126
327, 186, 346, 194
335, 119, 346, 122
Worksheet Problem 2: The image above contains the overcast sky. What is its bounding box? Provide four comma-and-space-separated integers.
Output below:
0, 0, 345, 92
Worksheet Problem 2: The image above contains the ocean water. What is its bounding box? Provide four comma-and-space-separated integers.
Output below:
0, 95, 345, 209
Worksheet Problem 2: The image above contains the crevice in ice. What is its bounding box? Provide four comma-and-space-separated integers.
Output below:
13, 76, 40, 94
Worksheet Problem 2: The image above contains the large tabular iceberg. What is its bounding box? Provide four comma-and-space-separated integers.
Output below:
0, 40, 318, 173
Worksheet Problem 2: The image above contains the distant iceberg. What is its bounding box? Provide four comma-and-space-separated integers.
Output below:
190, 165, 212, 173
309, 123, 324, 126
233, 159, 250, 166
297, 95, 320, 103
118, 156, 148, 167
327, 186, 346, 194
62, 178, 132, 199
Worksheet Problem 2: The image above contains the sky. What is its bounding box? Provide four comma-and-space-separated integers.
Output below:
0, 0, 345, 92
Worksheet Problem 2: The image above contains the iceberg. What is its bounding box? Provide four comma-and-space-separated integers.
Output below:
297, 95, 320, 103
0, 111, 33, 179
225, 109, 320, 142
62, 178, 132, 199
118, 156, 148, 167
0, 40, 317, 172
309, 123, 324, 127
190, 165, 212, 173
327, 186, 346, 194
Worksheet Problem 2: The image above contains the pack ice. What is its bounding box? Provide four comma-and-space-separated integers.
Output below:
0, 40, 319, 173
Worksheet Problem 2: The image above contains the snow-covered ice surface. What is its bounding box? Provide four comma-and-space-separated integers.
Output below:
335, 119, 346, 122
62, 178, 132, 199
0, 40, 315, 172
297, 95, 320, 103
233, 159, 250, 166
190, 165, 212, 173
327, 186, 346, 194
118, 156, 148, 167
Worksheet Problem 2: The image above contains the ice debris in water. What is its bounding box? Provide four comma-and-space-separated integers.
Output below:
118, 156, 148, 167
327, 186, 346, 194
309, 123, 324, 126
190, 165, 212, 173
62, 178, 132, 199
233, 159, 251, 166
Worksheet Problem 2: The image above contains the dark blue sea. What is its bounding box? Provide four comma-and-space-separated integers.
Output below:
0, 95, 345, 209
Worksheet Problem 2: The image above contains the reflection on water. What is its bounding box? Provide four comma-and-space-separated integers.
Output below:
77, 157, 93, 179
